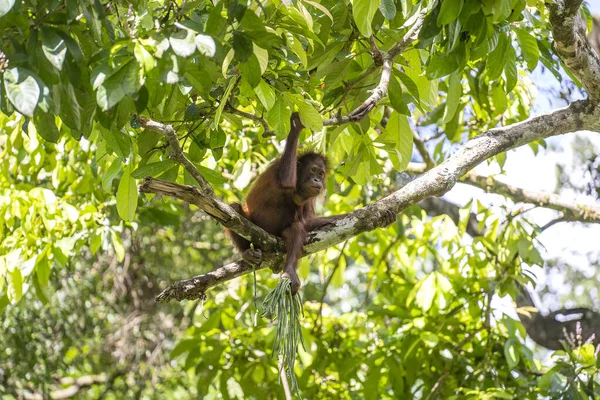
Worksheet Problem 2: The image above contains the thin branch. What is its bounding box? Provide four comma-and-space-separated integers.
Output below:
388, 9, 429, 59
413, 131, 436, 169
156, 99, 600, 302
225, 105, 274, 137
279, 358, 293, 400
323, 56, 393, 126
463, 171, 600, 223
139, 117, 214, 196
315, 241, 348, 330
322, 9, 428, 126
155, 253, 286, 302
540, 217, 568, 231
548, 0, 600, 101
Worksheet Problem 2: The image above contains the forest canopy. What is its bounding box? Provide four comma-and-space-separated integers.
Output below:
1, 0, 600, 398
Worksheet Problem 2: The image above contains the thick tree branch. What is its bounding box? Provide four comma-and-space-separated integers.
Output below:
548, 0, 600, 101
322, 9, 427, 126
137, 117, 281, 251
156, 100, 600, 302
463, 171, 600, 223
516, 288, 600, 350
139, 178, 280, 252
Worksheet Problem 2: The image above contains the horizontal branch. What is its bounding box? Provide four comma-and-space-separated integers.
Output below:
139, 178, 280, 252
155, 254, 285, 302
156, 99, 600, 302
408, 161, 600, 224
463, 171, 600, 223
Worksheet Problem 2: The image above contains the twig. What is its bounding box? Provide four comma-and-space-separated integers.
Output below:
279, 358, 293, 400
413, 131, 436, 169
139, 117, 214, 196
315, 241, 348, 330
225, 105, 274, 137
322, 8, 428, 126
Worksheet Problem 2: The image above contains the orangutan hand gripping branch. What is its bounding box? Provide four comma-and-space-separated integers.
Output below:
227, 113, 396, 294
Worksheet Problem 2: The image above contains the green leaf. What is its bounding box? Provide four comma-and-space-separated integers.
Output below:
134, 43, 155, 72
442, 73, 461, 123
209, 127, 226, 149
96, 59, 142, 111
60, 82, 83, 131
233, 31, 253, 62
295, 101, 323, 132
376, 112, 413, 171
514, 27, 539, 71
504, 339, 520, 368
214, 77, 235, 128
490, 82, 507, 115
437, 0, 464, 25
116, 163, 138, 222
253, 44, 268, 74
426, 52, 459, 79
4, 67, 40, 117
100, 128, 132, 160
184, 65, 212, 94
352, 0, 378, 37
239, 54, 261, 88
486, 33, 508, 81
36, 256, 51, 286
285, 32, 307, 68
378, 0, 396, 20
255, 79, 276, 110
110, 229, 125, 262
8, 267, 23, 303
228, 0, 247, 22
388, 76, 410, 115
0, 0, 15, 17
227, 377, 244, 400
493, 0, 511, 23
102, 158, 122, 191
504, 45, 518, 93
131, 160, 177, 179
197, 165, 227, 185
331, 255, 347, 288
267, 97, 292, 139
412, 273, 437, 312
33, 111, 60, 143
41, 28, 67, 70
